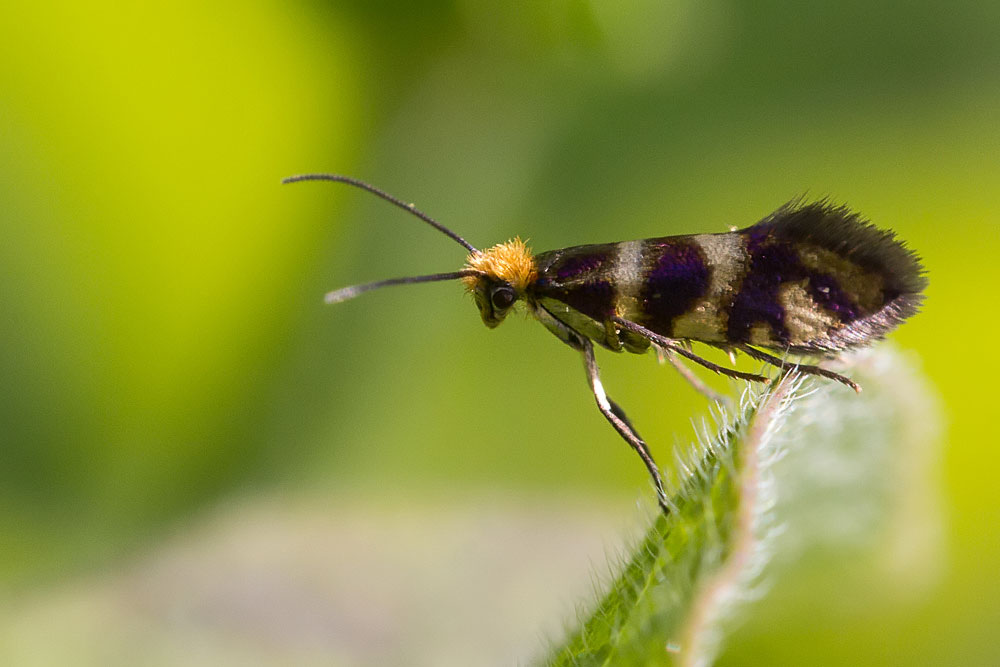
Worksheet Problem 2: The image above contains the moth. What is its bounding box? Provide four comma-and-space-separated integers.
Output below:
286, 174, 926, 514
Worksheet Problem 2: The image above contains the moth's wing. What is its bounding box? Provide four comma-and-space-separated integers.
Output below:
735, 201, 926, 352
530, 203, 926, 355
532, 243, 619, 319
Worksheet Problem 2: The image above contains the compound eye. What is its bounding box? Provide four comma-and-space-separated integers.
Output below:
490, 285, 516, 310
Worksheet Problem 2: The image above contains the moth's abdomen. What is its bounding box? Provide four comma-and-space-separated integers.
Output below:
532, 201, 925, 353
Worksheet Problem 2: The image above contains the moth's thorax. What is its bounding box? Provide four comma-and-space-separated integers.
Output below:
463, 237, 538, 291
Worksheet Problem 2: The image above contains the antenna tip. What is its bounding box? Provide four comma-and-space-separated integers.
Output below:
324, 286, 361, 304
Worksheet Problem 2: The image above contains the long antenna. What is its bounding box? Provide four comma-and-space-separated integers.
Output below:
282, 173, 479, 253
325, 269, 483, 304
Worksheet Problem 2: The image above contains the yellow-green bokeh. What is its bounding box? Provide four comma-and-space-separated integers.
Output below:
2, 1, 998, 664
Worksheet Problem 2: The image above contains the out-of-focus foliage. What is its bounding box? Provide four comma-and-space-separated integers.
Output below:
1, 0, 998, 664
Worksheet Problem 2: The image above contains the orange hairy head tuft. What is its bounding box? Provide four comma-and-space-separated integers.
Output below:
463, 237, 538, 291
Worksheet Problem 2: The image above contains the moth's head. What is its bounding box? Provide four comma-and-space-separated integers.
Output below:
463, 238, 537, 328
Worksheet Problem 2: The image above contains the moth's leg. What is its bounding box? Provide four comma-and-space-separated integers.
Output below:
602, 319, 623, 352
612, 317, 770, 385
658, 346, 728, 404
607, 318, 653, 354
531, 304, 670, 513
736, 344, 861, 392
581, 339, 671, 515
666, 343, 769, 384
532, 302, 587, 350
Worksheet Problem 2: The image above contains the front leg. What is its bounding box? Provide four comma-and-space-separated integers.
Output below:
581, 339, 671, 515
533, 303, 670, 513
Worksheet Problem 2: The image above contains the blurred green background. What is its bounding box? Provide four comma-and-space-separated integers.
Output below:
1, 0, 998, 664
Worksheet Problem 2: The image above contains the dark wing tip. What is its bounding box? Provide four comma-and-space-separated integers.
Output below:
754, 199, 928, 297
753, 200, 928, 353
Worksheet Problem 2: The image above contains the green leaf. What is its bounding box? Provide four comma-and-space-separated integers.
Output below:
543, 345, 942, 666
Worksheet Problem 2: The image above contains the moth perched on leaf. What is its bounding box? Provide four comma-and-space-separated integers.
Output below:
286, 174, 926, 514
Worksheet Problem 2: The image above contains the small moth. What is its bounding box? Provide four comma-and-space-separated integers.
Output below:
286, 174, 926, 514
